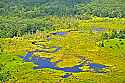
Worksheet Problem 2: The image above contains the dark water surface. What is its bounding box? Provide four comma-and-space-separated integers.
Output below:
18, 52, 84, 73
51, 32, 65, 36
17, 31, 108, 78
18, 52, 107, 75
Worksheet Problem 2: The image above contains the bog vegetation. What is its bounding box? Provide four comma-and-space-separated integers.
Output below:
0, 0, 125, 83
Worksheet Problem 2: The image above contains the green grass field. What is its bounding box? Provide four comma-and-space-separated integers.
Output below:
0, 17, 125, 83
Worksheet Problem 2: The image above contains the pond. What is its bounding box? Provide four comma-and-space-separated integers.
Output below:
51, 32, 65, 36
89, 63, 107, 69
18, 52, 84, 73
18, 52, 108, 78
17, 31, 108, 78
92, 28, 106, 32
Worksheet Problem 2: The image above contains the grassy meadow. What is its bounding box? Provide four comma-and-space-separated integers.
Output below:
0, 17, 125, 83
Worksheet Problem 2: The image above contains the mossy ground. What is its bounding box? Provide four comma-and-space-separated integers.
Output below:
0, 17, 125, 83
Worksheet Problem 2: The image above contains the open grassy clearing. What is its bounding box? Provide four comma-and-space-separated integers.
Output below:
0, 18, 125, 83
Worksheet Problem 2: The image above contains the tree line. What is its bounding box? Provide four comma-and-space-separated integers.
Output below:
0, 0, 124, 18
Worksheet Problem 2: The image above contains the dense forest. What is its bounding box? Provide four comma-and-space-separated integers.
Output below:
0, 0, 125, 18
0, 0, 125, 83
0, 0, 125, 38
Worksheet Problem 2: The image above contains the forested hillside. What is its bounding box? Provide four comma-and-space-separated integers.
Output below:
0, 0, 125, 83
0, 0, 125, 18
0, 0, 125, 38
0, 0, 91, 17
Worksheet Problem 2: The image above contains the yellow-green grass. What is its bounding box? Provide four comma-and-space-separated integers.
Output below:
0, 18, 125, 83
47, 16, 125, 30
0, 32, 124, 83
